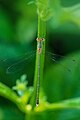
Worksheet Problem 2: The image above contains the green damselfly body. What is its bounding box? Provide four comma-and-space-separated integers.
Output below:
36, 37, 45, 106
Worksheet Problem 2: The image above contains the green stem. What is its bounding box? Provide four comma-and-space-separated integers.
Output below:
30, 16, 46, 109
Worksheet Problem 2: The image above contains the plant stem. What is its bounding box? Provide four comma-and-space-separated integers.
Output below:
30, 15, 46, 109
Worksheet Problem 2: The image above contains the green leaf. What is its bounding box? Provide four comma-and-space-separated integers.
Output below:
49, 3, 80, 30
63, 4, 80, 26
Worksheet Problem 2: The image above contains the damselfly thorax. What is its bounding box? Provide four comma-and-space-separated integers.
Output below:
36, 38, 45, 54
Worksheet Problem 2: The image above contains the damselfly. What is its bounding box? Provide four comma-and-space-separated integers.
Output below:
1, 38, 76, 106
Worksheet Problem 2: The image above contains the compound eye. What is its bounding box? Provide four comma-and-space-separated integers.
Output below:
42, 38, 45, 41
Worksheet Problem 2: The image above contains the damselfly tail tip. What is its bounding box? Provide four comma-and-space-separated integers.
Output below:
36, 103, 39, 107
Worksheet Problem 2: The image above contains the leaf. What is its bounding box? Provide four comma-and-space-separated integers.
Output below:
49, 3, 80, 29
63, 4, 80, 26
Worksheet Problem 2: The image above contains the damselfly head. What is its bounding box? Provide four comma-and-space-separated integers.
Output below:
36, 38, 45, 42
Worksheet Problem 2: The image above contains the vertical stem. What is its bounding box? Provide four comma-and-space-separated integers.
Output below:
30, 16, 46, 109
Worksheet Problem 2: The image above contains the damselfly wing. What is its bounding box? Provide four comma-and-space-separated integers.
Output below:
2, 50, 36, 74
4, 51, 76, 74
46, 51, 76, 72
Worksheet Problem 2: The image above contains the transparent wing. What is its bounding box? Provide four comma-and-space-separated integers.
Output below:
46, 51, 76, 72
4, 50, 36, 74
3, 50, 76, 74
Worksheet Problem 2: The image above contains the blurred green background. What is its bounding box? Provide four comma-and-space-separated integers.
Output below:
0, 0, 80, 120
